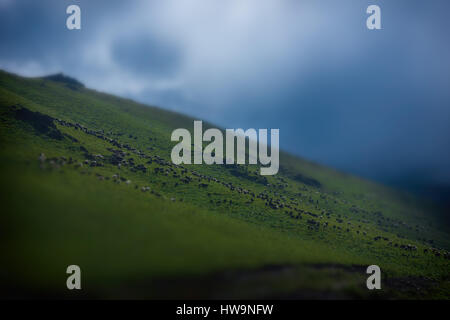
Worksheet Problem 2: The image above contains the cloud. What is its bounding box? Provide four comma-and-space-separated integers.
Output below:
112, 34, 182, 78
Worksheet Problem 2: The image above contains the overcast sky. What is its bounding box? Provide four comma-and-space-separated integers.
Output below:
1, 0, 449, 188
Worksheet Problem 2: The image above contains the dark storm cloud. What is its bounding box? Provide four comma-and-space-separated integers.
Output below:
1, 0, 449, 189
112, 34, 182, 77
0, 1, 66, 62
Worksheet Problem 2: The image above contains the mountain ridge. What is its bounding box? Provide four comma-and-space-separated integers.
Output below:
1, 69, 449, 299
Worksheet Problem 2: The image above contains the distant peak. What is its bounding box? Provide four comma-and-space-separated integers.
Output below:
42, 73, 84, 89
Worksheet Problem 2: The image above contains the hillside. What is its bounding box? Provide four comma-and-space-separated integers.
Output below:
0, 70, 448, 299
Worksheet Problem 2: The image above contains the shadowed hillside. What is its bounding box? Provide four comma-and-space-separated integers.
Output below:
0, 70, 449, 299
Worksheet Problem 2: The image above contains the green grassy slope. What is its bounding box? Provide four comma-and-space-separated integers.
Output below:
0, 70, 448, 299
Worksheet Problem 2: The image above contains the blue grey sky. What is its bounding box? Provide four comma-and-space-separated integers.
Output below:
1, 0, 449, 189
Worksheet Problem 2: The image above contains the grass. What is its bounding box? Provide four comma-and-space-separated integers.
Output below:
0, 70, 448, 299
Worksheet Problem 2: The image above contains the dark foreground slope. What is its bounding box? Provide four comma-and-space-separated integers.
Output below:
0, 70, 448, 299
